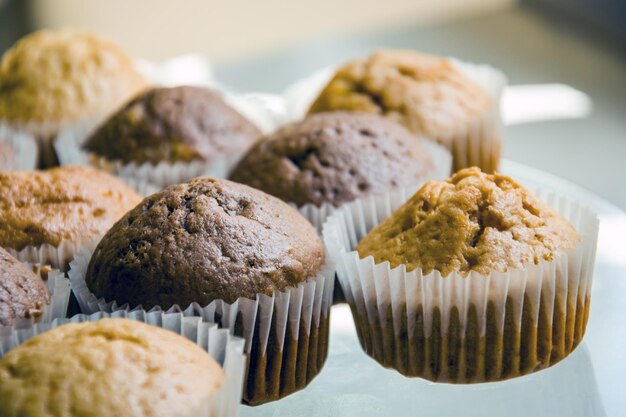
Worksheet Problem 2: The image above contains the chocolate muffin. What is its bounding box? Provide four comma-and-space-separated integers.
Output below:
86, 177, 323, 308
0, 318, 224, 417
309, 50, 501, 172
0, 166, 142, 268
83, 86, 262, 165
230, 112, 434, 208
0, 247, 50, 327
82, 177, 332, 405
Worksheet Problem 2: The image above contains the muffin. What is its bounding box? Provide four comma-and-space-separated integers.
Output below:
73, 177, 334, 404
308, 50, 503, 172
0, 29, 148, 166
0, 165, 142, 269
0, 318, 225, 417
324, 167, 599, 382
230, 112, 445, 209
84, 86, 262, 165
0, 247, 50, 327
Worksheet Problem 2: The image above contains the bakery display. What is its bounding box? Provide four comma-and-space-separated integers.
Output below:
324, 167, 599, 382
308, 50, 503, 172
74, 177, 333, 404
230, 111, 438, 208
0, 166, 142, 269
0, 318, 225, 417
83, 86, 261, 165
0, 29, 148, 166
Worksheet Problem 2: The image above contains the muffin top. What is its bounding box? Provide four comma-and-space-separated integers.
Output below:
0, 166, 142, 251
0, 29, 148, 135
83, 86, 262, 164
0, 247, 50, 327
0, 318, 224, 417
357, 167, 580, 276
86, 177, 324, 309
230, 112, 434, 207
309, 50, 491, 140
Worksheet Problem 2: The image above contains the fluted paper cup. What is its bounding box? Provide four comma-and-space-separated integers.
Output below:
323, 186, 599, 382
0, 123, 38, 170
0, 310, 246, 417
68, 239, 335, 405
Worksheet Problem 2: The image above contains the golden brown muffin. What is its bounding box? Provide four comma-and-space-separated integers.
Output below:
0, 318, 224, 417
0, 29, 148, 137
0, 166, 142, 252
0, 247, 50, 327
357, 167, 580, 275
84, 86, 262, 165
309, 50, 497, 172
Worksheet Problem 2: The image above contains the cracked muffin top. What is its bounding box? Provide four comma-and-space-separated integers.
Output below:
0, 29, 148, 136
356, 167, 580, 276
0, 318, 224, 417
86, 177, 324, 309
0, 247, 50, 327
0, 166, 142, 251
309, 50, 491, 143
83, 86, 262, 164
230, 112, 434, 207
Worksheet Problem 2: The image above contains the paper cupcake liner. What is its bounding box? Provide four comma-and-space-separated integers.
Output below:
1, 265, 71, 329
6, 236, 98, 272
69, 238, 335, 405
0, 123, 39, 170
0, 310, 246, 417
282, 59, 507, 173
295, 139, 452, 232
323, 187, 599, 383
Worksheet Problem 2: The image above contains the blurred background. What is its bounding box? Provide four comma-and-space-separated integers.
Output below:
1, 0, 625, 208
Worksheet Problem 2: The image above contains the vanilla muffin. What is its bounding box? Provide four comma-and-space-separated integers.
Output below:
357, 168, 580, 274
83, 86, 261, 165
0, 29, 148, 166
0, 318, 224, 417
81, 177, 331, 404
0, 166, 142, 268
230, 112, 435, 208
325, 167, 597, 383
309, 50, 501, 172
0, 247, 50, 327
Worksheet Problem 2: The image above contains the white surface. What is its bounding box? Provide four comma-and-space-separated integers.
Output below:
240, 161, 625, 417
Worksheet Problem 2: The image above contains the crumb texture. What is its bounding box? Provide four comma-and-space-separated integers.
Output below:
309, 50, 491, 140
0, 247, 50, 326
357, 167, 580, 276
230, 112, 433, 207
0, 166, 142, 250
0, 29, 147, 131
86, 178, 324, 309
84, 86, 261, 164
0, 318, 223, 417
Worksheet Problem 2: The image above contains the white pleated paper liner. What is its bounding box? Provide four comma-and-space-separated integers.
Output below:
295, 139, 452, 232
6, 235, 99, 272
0, 311, 246, 417
1, 265, 71, 330
0, 123, 38, 170
322, 186, 599, 383
68, 238, 335, 405
281, 58, 507, 173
